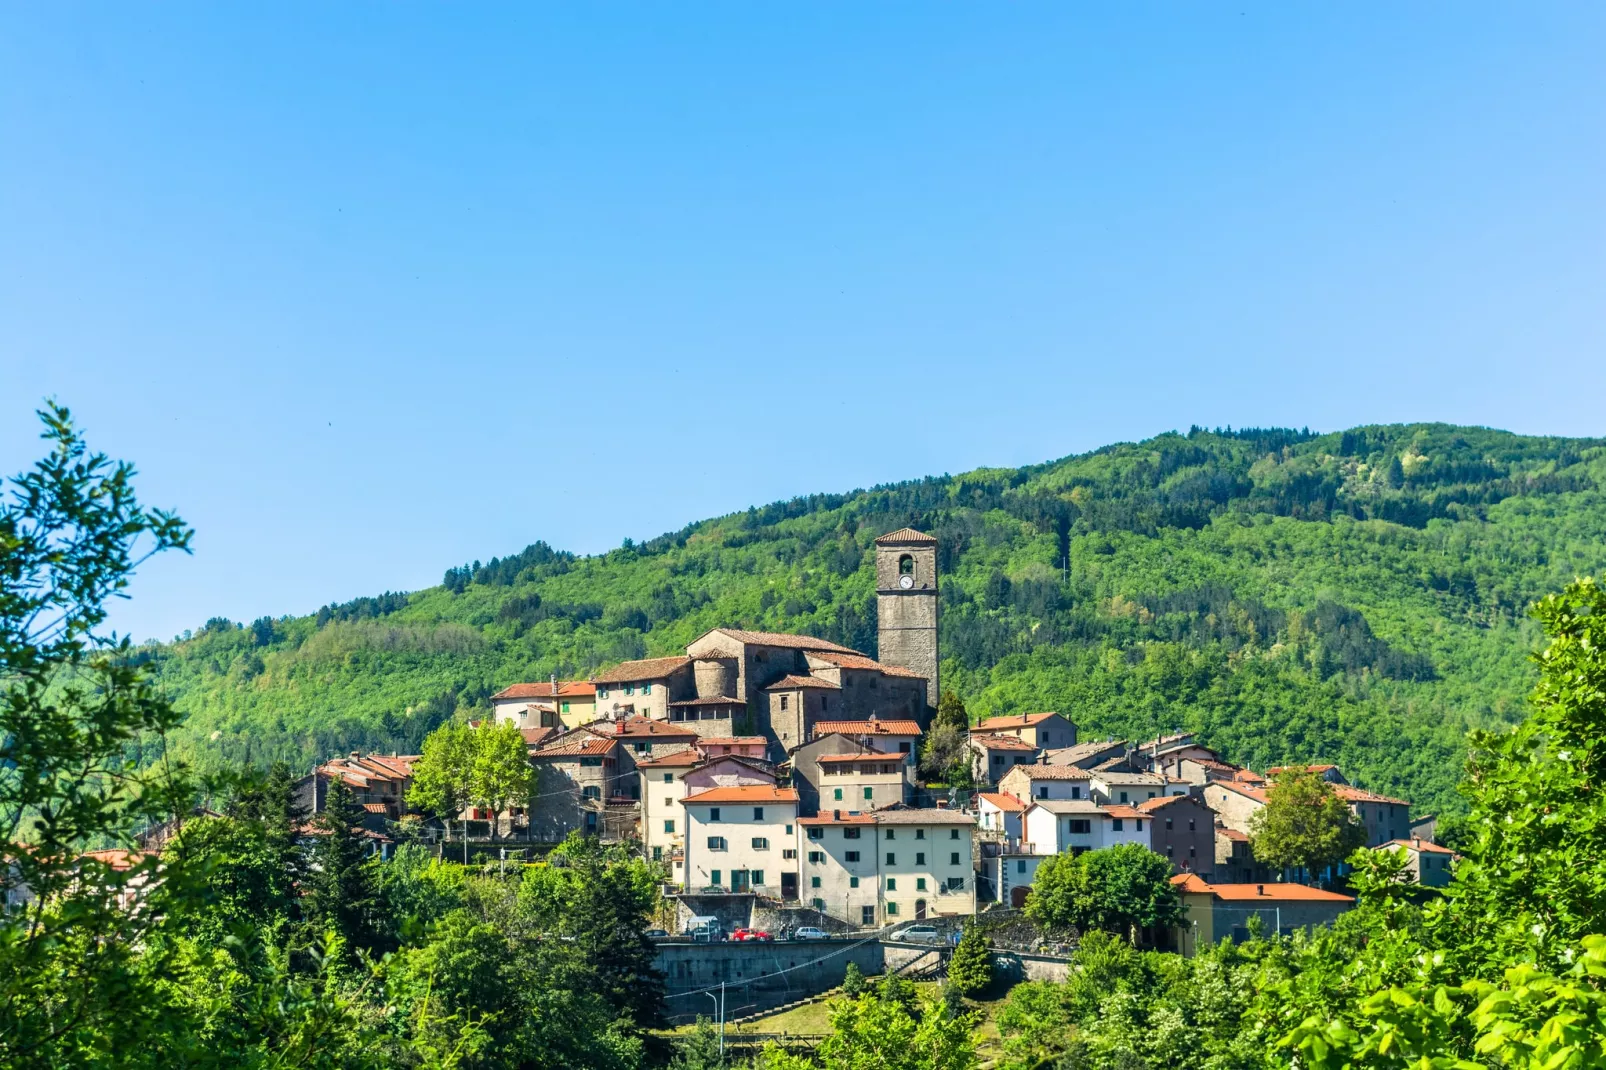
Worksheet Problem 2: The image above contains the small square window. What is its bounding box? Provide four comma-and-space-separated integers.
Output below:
917, 877, 927, 891
808, 828, 824, 841
710, 869, 721, 885
886, 878, 897, 891
950, 853, 960, 865
885, 829, 896, 840
886, 902, 899, 916
916, 852, 925, 865
886, 853, 896, 865
752, 870, 764, 886
754, 807, 764, 820
811, 876, 821, 888
850, 876, 860, 888
642, 683, 652, 695
663, 773, 674, 784
834, 788, 843, 801
809, 850, 824, 863
785, 824, 793, 835
710, 807, 721, 821
863, 787, 873, 800
949, 829, 960, 840
1016, 860, 1027, 874
1113, 818, 1124, 832
780, 696, 789, 711
845, 852, 860, 863
752, 837, 769, 850
663, 820, 675, 833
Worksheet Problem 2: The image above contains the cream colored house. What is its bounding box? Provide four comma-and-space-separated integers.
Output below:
591, 656, 695, 721
640, 752, 776, 876
971, 711, 1077, 750
680, 785, 800, 899
491, 680, 598, 731
1089, 770, 1168, 806
1376, 837, 1454, 887
799, 808, 976, 926
1022, 800, 1150, 856
998, 764, 1093, 805
815, 749, 908, 812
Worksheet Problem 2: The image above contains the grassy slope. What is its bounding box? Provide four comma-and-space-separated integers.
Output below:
140, 423, 1606, 817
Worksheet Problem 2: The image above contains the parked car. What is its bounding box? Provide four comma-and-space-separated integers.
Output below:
644, 928, 670, 940
730, 927, 773, 942
901, 925, 943, 944
685, 915, 725, 942
792, 926, 828, 941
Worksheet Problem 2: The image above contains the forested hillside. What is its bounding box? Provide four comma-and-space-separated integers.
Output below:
142, 423, 1606, 817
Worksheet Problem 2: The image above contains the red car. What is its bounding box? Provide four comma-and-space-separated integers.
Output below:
730, 927, 773, 943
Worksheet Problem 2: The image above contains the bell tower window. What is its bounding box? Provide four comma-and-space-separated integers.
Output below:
898, 554, 914, 576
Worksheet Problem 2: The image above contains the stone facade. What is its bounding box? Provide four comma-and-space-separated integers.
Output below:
874, 529, 939, 712
1139, 793, 1217, 876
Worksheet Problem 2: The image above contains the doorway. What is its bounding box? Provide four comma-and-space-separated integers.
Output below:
915, 899, 927, 920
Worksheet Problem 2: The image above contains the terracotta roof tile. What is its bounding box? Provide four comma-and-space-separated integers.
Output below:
635, 750, 705, 768
874, 528, 937, 544
582, 716, 700, 739
969, 734, 1039, 752
1169, 875, 1354, 903
817, 750, 903, 764
493, 680, 596, 701
1266, 764, 1339, 775
530, 735, 619, 759
519, 727, 558, 748
813, 719, 923, 737
1136, 793, 1195, 813
873, 808, 974, 826
1101, 804, 1146, 819
765, 674, 840, 690
667, 695, 749, 706
703, 629, 862, 654
799, 811, 878, 825
1382, 838, 1455, 855
1092, 771, 1167, 786
1005, 765, 1092, 780
977, 792, 1026, 812
807, 651, 926, 678
1333, 784, 1411, 806
681, 785, 799, 805
697, 736, 766, 746
974, 712, 1064, 731
591, 656, 693, 684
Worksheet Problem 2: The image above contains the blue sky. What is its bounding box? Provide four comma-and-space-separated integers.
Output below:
3, 4, 1603, 643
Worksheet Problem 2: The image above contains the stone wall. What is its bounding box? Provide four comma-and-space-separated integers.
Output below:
657, 938, 886, 1024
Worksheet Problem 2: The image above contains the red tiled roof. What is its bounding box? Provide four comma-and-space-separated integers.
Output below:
765, 674, 840, 690
520, 727, 558, 748
1136, 793, 1195, 813
813, 719, 923, 737
697, 737, 766, 746
977, 792, 1026, 812
874, 528, 937, 544
361, 803, 390, 814
799, 811, 878, 826
1003, 765, 1092, 780
80, 849, 152, 871
1170, 874, 1354, 903
1101, 804, 1145, 819
530, 735, 619, 759
1334, 784, 1411, 807
591, 656, 693, 684
582, 716, 700, 739
492, 680, 596, 701
1266, 764, 1338, 775
1382, 838, 1455, 855
1208, 780, 1270, 804
668, 695, 748, 706
681, 785, 799, 805
702, 629, 863, 654
636, 750, 705, 769
1216, 826, 1250, 843
808, 651, 926, 678
969, 733, 1039, 752
974, 712, 1063, 731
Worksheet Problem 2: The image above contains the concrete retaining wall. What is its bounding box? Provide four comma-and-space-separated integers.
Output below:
657, 938, 885, 1024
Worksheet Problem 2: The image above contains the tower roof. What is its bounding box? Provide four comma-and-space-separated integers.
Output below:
875, 527, 937, 545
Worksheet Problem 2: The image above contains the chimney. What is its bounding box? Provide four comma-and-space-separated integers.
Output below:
551, 671, 558, 698
833, 810, 841, 821
1256, 884, 1265, 896
349, 750, 360, 760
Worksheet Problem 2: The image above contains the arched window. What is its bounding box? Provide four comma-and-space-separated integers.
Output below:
898, 554, 914, 576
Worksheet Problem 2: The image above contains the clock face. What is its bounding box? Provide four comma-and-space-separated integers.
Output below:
898, 574, 914, 589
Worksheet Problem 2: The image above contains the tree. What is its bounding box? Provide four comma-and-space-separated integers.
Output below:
935, 690, 968, 730
303, 778, 383, 956
946, 924, 993, 997
1248, 768, 1365, 877
841, 961, 866, 997
667, 1018, 724, 1070
1026, 844, 1182, 942
470, 718, 537, 841
918, 719, 971, 784
758, 992, 977, 1070
0, 402, 195, 1068
408, 719, 475, 841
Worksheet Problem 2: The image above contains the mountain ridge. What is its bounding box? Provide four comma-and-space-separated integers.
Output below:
143, 421, 1606, 818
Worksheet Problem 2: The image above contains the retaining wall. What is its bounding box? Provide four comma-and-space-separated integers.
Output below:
657, 938, 885, 1024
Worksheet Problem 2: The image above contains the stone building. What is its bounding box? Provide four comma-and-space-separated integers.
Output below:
998, 763, 1094, 804
967, 733, 1039, 785
591, 656, 696, 720
1139, 793, 1217, 876
971, 711, 1078, 750
874, 528, 940, 710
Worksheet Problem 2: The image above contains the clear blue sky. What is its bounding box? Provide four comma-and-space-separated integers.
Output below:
3, 5, 1603, 643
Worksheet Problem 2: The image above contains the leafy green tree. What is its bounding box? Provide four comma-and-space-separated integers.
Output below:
667, 1018, 724, 1070
935, 690, 968, 730
408, 719, 475, 840
1248, 768, 1366, 877
470, 718, 537, 841
0, 403, 195, 1069
303, 778, 384, 956
758, 992, 977, 1070
1027, 844, 1181, 942
840, 961, 866, 997
945, 924, 993, 997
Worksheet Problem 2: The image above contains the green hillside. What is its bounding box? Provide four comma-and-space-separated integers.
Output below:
141, 423, 1606, 817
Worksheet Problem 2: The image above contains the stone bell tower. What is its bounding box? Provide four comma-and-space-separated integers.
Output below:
875, 528, 939, 713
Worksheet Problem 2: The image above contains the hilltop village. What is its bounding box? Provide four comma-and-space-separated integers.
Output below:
302, 528, 1445, 934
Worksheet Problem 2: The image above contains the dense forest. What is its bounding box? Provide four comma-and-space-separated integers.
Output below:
142, 423, 1606, 817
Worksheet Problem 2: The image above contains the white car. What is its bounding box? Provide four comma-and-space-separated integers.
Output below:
901, 925, 943, 944
792, 926, 828, 940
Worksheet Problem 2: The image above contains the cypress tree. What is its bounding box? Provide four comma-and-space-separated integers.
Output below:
303, 778, 382, 955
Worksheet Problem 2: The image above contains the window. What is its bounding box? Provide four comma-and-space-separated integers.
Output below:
1016, 860, 1027, 874
886, 902, 899, 916
949, 852, 960, 865
580, 756, 602, 767
863, 787, 873, 801
710, 870, 721, 886
707, 836, 726, 850
624, 685, 634, 696
947, 876, 964, 891
752, 837, 769, 850
652, 846, 662, 860
915, 829, 926, 840
862, 905, 875, 925
885, 829, 896, 840
808, 828, 824, 841
1189, 846, 1196, 858
915, 852, 926, 865
779, 696, 788, 711
1166, 845, 1174, 856
916, 877, 927, 891
1069, 819, 1091, 834
811, 876, 821, 888
886, 878, 897, 891
850, 876, 860, 888
635, 742, 647, 753
583, 785, 601, 800
753, 807, 765, 820
949, 829, 960, 840
1037, 786, 1048, 799
821, 695, 829, 712
1112, 818, 1124, 831
814, 897, 826, 911
663, 820, 675, 833
845, 851, 861, 863
1166, 818, 1174, 830
1136, 819, 1144, 831
1119, 791, 1129, 804
899, 742, 911, 754
561, 701, 570, 713
886, 853, 896, 865
751, 871, 764, 886
809, 851, 824, 863
597, 688, 609, 699
1071, 786, 1082, 799
1188, 819, 1196, 831
898, 553, 914, 575
834, 788, 843, 801
663, 773, 674, 784
783, 849, 797, 860
710, 808, 721, 821
843, 828, 861, 839
642, 683, 652, 695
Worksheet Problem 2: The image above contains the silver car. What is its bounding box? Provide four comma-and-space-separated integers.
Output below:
901, 925, 943, 944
